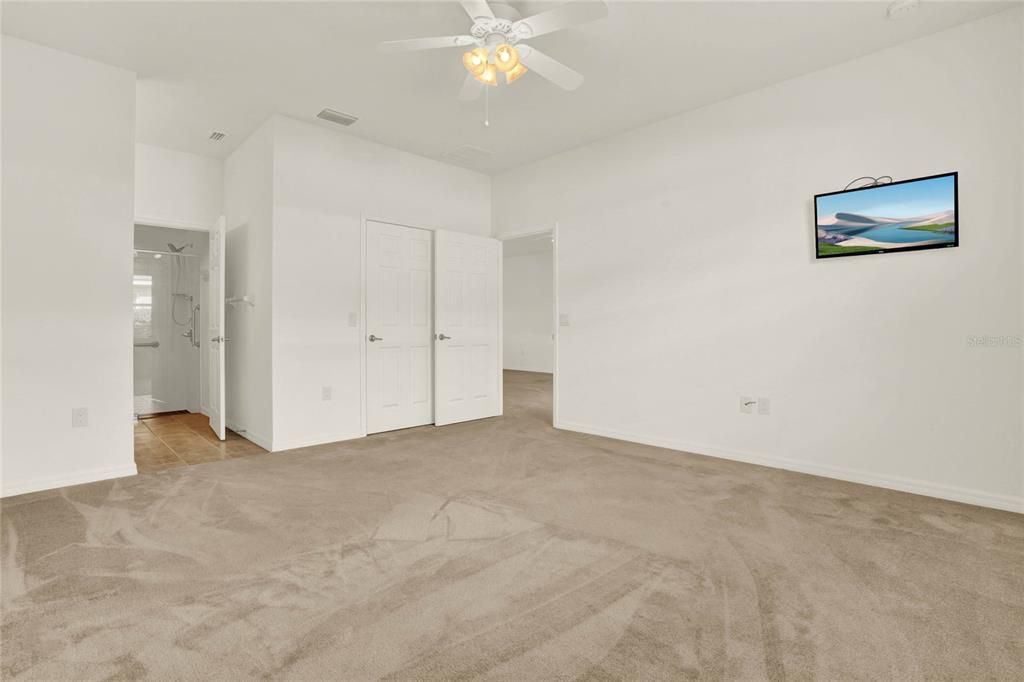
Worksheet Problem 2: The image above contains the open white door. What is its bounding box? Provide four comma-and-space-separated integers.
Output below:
434, 230, 502, 426
207, 216, 226, 440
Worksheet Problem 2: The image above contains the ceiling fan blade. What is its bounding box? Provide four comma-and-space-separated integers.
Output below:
512, 1, 607, 39
517, 45, 584, 90
459, 73, 484, 101
379, 35, 476, 53
459, 0, 494, 22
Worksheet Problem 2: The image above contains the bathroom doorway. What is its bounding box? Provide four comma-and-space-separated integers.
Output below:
133, 224, 207, 418
133, 223, 266, 472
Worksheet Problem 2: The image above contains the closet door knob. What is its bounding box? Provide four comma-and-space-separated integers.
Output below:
369, 334, 383, 342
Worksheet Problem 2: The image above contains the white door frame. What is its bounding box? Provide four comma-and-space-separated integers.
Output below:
553, 222, 560, 428
498, 225, 559, 428
130, 217, 217, 462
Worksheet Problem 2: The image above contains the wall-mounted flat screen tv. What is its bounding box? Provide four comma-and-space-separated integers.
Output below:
815, 172, 958, 259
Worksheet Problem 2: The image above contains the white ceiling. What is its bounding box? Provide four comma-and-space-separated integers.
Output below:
2, 1, 1012, 174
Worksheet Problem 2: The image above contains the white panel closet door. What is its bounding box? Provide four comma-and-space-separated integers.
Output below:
207, 216, 226, 440
434, 230, 502, 426
366, 221, 434, 434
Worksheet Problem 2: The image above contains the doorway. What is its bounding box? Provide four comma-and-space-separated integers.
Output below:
133, 224, 207, 418
132, 222, 260, 472
501, 231, 555, 425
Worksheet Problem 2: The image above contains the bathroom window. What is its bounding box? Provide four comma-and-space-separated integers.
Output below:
133, 275, 154, 339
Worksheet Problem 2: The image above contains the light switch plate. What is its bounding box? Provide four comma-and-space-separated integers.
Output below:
740, 397, 755, 414
347, 312, 359, 327
758, 397, 771, 415
321, 386, 332, 401
559, 313, 570, 327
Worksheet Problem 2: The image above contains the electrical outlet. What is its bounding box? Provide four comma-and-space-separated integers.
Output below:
758, 397, 771, 415
321, 386, 332, 401
72, 407, 89, 428
559, 313, 570, 327
740, 397, 755, 414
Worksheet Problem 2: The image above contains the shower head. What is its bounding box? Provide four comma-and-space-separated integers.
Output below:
167, 242, 193, 253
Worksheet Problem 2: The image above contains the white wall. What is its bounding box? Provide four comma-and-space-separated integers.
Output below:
1, 37, 137, 496
493, 10, 1024, 512
223, 120, 275, 449
270, 115, 491, 450
135, 143, 223, 231
504, 249, 554, 373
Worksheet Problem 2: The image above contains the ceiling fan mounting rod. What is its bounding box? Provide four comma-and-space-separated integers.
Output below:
483, 32, 507, 49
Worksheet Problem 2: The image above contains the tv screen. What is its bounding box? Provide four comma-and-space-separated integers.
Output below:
815, 172, 958, 259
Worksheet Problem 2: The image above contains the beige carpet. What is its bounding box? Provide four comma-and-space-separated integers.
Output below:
2, 371, 1022, 680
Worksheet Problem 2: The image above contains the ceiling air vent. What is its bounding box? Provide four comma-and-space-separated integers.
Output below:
317, 108, 359, 127
209, 131, 227, 142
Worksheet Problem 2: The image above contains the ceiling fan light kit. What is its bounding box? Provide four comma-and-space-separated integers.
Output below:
462, 47, 488, 76
465, 43, 523, 85
478, 62, 498, 86
493, 44, 519, 72
380, 0, 607, 100
504, 62, 527, 85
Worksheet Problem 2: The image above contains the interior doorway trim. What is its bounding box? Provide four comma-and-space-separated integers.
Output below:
130, 221, 216, 446
499, 225, 559, 428
134, 215, 214, 232
553, 222, 560, 429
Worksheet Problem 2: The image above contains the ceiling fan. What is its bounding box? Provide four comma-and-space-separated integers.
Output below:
379, 0, 607, 100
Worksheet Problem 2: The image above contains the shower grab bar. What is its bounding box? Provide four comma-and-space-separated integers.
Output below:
189, 303, 201, 348
134, 340, 160, 348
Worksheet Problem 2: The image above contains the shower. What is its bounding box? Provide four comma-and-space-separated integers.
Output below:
168, 242, 196, 327
133, 229, 205, 417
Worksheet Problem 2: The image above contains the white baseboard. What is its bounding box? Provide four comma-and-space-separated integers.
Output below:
557, 420, 1024, 514
226, 421, 272, 451
271, 430, 365, 452
1, 464, 139, 499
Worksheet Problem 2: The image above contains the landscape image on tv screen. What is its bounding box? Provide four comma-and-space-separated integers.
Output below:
815, 173, 958, 258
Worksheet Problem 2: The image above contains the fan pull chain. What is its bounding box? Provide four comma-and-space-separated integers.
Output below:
484, 85, 490, 127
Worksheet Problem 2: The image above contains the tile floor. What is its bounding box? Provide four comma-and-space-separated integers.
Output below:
134, 412, 266, 472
